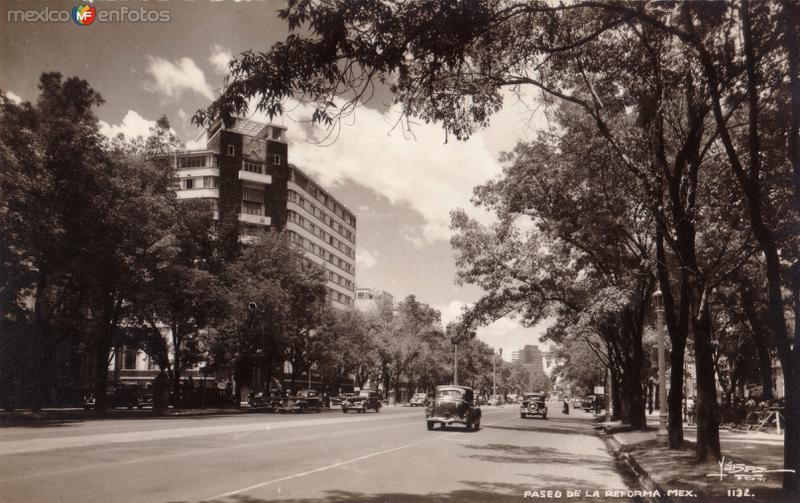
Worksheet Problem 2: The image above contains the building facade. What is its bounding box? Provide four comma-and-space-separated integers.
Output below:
174, 118, 356, 309
114, 118, 357, 389
354, 287, 395, 313
511, 344, 546, 392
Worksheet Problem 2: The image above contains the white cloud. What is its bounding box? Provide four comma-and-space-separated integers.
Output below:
145, 56, 214, 100
99, 110, 157, 140
240, 90, 545, 246
3, 90, 23, 104
185, 131, 207, 150
355, 249, 379, 269
209, 44, 233, 74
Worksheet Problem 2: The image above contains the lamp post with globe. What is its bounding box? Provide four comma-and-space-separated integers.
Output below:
652, 289, 668, 446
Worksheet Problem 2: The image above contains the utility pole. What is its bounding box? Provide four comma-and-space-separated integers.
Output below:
492, 349, 497, 397
453, 344, 458, 386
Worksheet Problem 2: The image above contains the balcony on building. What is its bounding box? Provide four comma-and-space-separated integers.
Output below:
239, 213, 271, 226
238, 170, 272, 185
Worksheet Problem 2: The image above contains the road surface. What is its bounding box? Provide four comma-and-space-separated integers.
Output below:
0, 401, 634, 502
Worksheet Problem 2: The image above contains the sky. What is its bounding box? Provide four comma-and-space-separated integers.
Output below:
0, 0, 553, 363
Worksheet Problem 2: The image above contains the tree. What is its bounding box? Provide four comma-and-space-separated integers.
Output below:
367, 296, 442, 398
207, 231, 331, 401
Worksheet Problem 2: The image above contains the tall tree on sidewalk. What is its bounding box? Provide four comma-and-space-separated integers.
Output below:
1, 74, 112, 408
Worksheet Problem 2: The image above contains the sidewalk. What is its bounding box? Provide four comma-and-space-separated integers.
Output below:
600, 412, 786, 502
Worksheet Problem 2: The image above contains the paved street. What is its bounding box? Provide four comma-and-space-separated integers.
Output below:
0, 402, 633, 502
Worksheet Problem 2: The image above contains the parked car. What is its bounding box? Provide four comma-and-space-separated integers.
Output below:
248, 391, 281, 411
572, 397, 582, 408
582, 394, 607, 412
83, 385, 143, 410
408, 393, 428, 407
342, 389, 382, 413
520, 392, 548, 419
426, 385, 481, 431
277, 389, 323, 413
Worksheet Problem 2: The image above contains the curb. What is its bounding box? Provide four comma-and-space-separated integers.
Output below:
1, 406, 341, 426
598, 429, 672, 503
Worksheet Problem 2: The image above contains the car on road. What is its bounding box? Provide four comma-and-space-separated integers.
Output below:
341, 389, 382, 413
520, 392, 548, 419
83, 385, 143, 410
330, 393, 355, 407
582, 394, 607, 412
487, 395, 503, 406
572, 397, 582, 408
426, 385, 481, 431
277, 389, 323, 413
408, 393, 428, 407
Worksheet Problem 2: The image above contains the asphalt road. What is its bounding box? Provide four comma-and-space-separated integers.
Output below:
0, 401, 634, 502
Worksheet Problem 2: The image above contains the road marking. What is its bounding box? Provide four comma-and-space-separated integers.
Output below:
209, 409, 521, 500
210, 442, 418, 500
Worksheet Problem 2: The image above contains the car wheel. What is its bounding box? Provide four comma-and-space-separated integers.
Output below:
520, 413, 525, 419
542, 414, 547, 420
466, 418, 474, 431
427, 421, 434, 430
342, 408, 348, 413
474, 418, 481, 430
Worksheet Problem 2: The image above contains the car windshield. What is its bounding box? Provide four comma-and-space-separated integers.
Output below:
524, 395, 542, 400
437, 389, 463, 398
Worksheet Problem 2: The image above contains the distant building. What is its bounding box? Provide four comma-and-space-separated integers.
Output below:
355, 287, 395, 313
512, 344, 546, 391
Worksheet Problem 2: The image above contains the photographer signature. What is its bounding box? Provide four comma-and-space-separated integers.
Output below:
706, 456, 796, 482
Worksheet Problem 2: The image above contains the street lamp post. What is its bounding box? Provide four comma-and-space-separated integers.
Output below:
453, 343, 458, 386
493, 348, 497, 397
652, 289, 668, 446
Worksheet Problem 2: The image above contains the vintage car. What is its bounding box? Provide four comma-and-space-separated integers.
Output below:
342, 389, 382, 413
582, 394, 607, 412
248, 391, 282, 411
425, 385, 481, 431
487, 394, 503, 406
83, 385, 143, 410
408, 393, 428, 407
277, 389, 323, 413
520, 392, 548, 419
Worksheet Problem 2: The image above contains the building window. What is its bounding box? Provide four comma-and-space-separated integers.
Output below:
179, 156, 207, 168
227, 144, 235, 157
241, 201, 264, 215
243, 161, 264, 174
203, 176, 218, 188
272, 154, 281, 165
242, 186, 264, 203
183, 178, 194, 189
123, 349, 137, 370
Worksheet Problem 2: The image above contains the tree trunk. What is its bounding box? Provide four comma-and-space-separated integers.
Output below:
621, 357, 646, 430
171, 326, 182, 405
692, 287, 721, 463
783, 354, 800, 497
739, 276, 773, 400
94, 339, 111, 411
